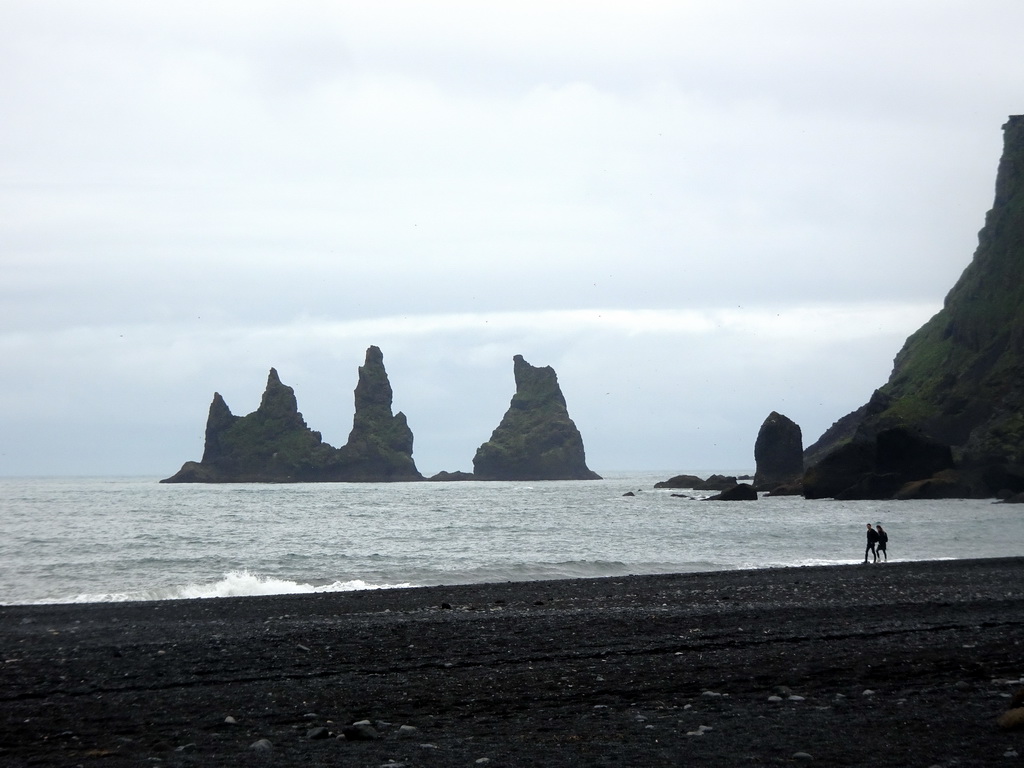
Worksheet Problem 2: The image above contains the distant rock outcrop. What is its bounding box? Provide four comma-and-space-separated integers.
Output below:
752, 412, 803, 492
654, 474, 737, 491
804, 115, 1024, 498
472, 355, 601, 481
161, 346, 421, 483
706, 483, 758, 501
427, 470, 476, 482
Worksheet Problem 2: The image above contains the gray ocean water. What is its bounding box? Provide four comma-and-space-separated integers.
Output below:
1, 471, 1021, 605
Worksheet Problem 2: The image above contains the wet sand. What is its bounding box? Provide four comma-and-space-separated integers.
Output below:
2, 557, 1023, 766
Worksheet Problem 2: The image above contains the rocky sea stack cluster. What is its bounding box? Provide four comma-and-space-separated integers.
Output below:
162, 350, 598, 483
162, 346, 421, 483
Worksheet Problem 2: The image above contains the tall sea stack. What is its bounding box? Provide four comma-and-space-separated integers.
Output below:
161, 346, 421, 483
752, 411, 803, 492
334, 345, 421, 482
473, 355, 601, 481
804, 115, 1024, 498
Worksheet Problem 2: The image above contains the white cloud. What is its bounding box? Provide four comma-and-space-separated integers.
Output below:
0, 0, 1018, 475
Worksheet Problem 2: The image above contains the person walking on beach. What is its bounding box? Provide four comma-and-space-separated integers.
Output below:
865, 523, 879, 563
875, 523, 888, 562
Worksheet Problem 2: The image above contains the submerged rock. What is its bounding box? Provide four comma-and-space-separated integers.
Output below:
472, 355, 601, 481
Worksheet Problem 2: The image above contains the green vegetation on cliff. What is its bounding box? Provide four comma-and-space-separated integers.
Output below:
805, 115, 1024, 494
473, 355, 601, 481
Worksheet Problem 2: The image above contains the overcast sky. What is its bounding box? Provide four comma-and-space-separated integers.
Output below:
1, 1, 1020, 477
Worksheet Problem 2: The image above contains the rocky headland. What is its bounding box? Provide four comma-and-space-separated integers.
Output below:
161, 346, 421, 483
471, 355, 601, 481
800, 115, 1024, 500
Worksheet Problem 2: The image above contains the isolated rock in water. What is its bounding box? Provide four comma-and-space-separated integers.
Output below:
653, 474, 737, 491
804, 116, 1024, 498
472, 355, 601, 480
428, 470, 476, 481
653, 474, 705, 489
753, 412, 803, 491
161, 346, 421, 483
706, 483, 758, 501
693, 475, 739, 491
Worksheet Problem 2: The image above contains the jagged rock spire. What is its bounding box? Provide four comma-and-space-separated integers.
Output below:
473, 355, 600, 481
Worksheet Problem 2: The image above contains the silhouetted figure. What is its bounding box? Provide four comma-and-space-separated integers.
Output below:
865, 524, 879, 563
875, 523, 888, 562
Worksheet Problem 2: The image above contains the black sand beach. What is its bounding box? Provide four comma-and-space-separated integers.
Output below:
2, 558, 1023, 767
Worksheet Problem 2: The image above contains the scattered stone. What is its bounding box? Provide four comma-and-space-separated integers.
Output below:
249, 739, 273, 752
768, 695, 783, 702
306, 726, 330, 740
862, 689, 876, 696
342, 722, 382, 740
997, 707, 1024, 730
397, 725, 419, 737
223, 716, 237, 725
792, 751, 813, 760
789, 695, 806, 701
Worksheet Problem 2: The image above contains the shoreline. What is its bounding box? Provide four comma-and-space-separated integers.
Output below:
3, 557, 1023, 766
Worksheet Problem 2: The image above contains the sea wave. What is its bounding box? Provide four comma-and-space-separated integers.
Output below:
49, 570, 414, 604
